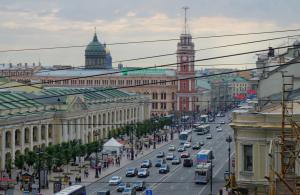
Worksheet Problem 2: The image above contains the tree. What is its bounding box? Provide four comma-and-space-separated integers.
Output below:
5, 158, 12, 177
25, 151, 37, 167
14, 154, 25, 170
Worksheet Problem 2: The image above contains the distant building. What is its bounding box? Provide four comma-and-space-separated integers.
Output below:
0, 79, 149, 170
195, 78, 211, 113
0, 63, 42, 83
85, 32, 112, 69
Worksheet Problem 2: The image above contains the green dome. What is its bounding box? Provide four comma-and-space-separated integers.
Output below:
85, 33, 105, 55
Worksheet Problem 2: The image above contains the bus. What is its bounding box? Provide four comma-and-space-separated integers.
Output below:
54, 185, 86, 195
199, 115, 209, 123
196, 150, 214, 164
179, 131, 192, 145
194, 124, 210, 135
194, 163, 212, 184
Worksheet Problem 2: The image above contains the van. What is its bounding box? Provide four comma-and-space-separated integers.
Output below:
183, 158, 193, 167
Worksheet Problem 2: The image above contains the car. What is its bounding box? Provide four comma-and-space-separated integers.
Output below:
159, 164, 170, 174
177, 146, 186, 152
168, 145, 176, 151
141, 160, 152, 168
122, 187, 136, 195
109, 176, 122, 185
117, 183, 130, 192
216, 126, 223, 132
183, 142, 191, 148
183, 158, 193, 167
137, 168, 149, 178
206, 134, 212, 139
208, 117, 215, 122
155, 159, 166, 167
156, 151, 165, 158
220, 121, 226, 124
97, 189, 110, 195
125, 167, 138, 177
132, 181, 146, 191
180, 152, 190, 158
166, 153, 174, 160
172, 156, 181, 165
199, 141, 205, 146
192, 142, 201, 150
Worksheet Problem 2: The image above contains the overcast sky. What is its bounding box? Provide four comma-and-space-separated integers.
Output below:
0, 0, 300, 69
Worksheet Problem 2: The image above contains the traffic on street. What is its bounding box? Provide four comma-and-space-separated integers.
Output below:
86, 111, 235, 195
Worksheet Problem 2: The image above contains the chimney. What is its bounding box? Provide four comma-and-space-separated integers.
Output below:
25, 63, 28, 68
118, 63, 123, 70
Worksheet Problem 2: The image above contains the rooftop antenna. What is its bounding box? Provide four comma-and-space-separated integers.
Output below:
182, 6, 189, 34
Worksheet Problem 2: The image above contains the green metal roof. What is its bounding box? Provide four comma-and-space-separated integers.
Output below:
121, 67, 176, 76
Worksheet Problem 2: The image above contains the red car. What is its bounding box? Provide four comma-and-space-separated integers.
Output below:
180, 152, 190, 158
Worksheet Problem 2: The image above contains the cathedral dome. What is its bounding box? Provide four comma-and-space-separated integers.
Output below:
85, 33, 105, 55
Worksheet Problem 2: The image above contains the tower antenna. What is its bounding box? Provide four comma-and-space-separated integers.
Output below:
182, 6, 189, 34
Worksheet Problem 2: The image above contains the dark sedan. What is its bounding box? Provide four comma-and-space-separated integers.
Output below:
132, 181, 146, 191
159, 164, 170, 174
155, 159, 166, 167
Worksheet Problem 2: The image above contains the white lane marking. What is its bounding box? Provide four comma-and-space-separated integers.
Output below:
197, 153, 234, 195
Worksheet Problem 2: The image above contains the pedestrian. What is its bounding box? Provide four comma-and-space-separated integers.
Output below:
99, 165, 102, 174
16, 175, 19, 184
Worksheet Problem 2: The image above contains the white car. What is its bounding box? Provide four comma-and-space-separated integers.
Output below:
216, 126, 223, 132
206, 134, 213, 139
184, 142, 191, 148
109, 176, 122, 185
168, 145, 176, 151
220, 121, 226, 124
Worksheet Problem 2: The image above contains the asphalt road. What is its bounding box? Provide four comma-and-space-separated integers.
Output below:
86, 111, 235, 195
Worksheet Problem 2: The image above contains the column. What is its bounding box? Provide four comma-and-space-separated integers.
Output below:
30, 126, 33, 150
63, 120, 68, 142
45, 124, 49, 147
189, 97, 192, 111
81, 118, 85, 144
38, 125, 42, 144
1, 132, 6, 170
21, 127, 25, 153
96, 114, 99, 128
76, 118, 81, 140
11, 129, 15, 162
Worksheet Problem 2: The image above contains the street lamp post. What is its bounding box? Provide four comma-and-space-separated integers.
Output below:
95, 131, 101, 178
226, 135, 233, 176
130, 124, 135, 160
209, 158, 213, 195
153, 119, 158, 149
36, 146, 43, 193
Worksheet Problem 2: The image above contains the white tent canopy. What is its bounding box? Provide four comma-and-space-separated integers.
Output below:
103, 138, 123, 155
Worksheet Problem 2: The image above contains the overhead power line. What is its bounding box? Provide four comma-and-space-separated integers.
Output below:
0, 28, 299, 53
0, 44, 294, 90
0, 58, 297, 104
2, 33, 296, 80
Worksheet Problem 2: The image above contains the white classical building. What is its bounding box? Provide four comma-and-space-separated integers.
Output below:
0, 84, 150, 170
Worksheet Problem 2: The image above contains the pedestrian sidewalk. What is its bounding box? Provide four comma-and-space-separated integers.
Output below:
9, 134, 177, 195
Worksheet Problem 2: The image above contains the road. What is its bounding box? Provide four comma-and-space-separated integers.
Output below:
86, 111, 235, 195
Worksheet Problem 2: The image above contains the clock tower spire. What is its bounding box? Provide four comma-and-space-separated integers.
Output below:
176, 7, 196, 113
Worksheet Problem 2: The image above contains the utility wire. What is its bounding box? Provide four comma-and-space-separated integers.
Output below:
0, 44, 294, 90
2, 33, 296, 80
0, 57, 297, 104
0, 28, 299, 53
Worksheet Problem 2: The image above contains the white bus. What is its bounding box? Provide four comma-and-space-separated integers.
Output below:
54, 185, 86, 195
194, 163, 212, 184
195, 124, 210, 135
200, 115, 209, 123
179, 131, 192, 145
196, 150, 214, 164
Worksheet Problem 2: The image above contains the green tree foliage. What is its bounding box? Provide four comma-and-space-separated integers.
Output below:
14, 154, 25, 170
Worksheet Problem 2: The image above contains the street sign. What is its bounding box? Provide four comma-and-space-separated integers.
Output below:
146, 188, 153, 195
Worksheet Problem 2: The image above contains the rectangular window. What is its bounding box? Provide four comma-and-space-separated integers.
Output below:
243, 145, 253, 171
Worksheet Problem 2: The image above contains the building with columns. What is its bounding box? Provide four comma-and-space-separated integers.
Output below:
0, 84, 150, 170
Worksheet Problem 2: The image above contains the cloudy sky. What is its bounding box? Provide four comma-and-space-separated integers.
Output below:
0, 0, 300, 69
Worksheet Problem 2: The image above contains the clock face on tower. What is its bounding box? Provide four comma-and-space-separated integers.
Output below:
182, 56, 187, 61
